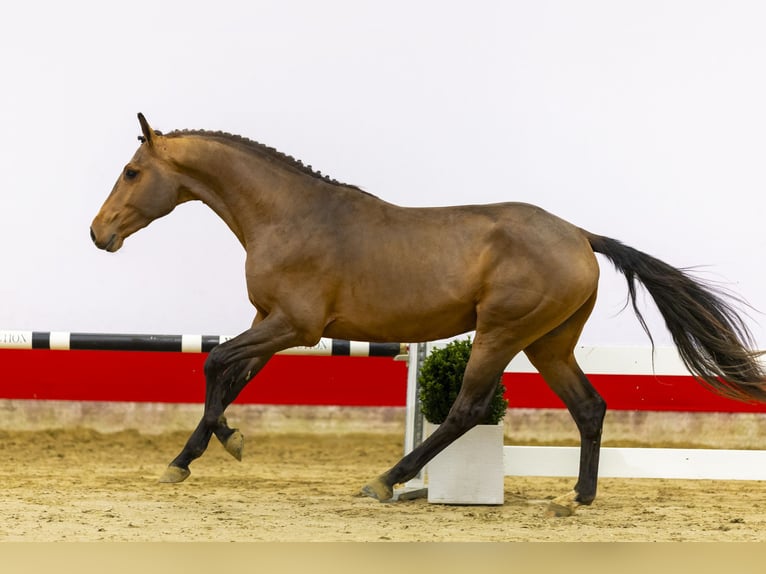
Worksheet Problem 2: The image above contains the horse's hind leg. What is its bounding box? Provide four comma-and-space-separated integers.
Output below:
523, 292, 606, 516
361, 332, 517, 501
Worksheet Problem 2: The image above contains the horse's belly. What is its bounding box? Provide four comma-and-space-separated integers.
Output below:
323, 298, 478, 343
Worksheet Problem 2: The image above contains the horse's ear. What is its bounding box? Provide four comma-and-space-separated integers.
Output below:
137, 112, 155, 146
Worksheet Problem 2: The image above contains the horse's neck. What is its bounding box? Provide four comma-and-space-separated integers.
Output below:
172, 138, 328, 247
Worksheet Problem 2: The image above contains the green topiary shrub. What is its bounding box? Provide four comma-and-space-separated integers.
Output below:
418, 338, 508, 425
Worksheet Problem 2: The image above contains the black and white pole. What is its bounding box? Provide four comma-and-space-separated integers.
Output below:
0, 330, 406, 358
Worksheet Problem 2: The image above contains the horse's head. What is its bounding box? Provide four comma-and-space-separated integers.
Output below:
90, 113, 186, 252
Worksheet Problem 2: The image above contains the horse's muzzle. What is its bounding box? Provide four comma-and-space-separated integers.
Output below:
90, 227, 121, 252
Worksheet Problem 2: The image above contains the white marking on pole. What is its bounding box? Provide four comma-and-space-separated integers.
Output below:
349, 341, 369, 356
49, 332, 70, 350
181, 334, 203, 353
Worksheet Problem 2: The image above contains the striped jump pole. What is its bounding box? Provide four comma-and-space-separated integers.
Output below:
0, 330, 406, 358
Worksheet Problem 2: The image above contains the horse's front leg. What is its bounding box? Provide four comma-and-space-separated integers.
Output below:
208, 354, 271, 462
159, 315, 308, 483
158, 355, 268, 484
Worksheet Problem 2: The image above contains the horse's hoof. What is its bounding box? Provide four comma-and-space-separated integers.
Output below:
360, 476, 394, 502
159, 465, 191, 483
224, 430, 244, 461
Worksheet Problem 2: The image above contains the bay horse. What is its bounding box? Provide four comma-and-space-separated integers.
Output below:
91, 114, 766, 517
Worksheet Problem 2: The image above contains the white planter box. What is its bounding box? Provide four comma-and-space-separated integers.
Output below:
425, 422, 505, 505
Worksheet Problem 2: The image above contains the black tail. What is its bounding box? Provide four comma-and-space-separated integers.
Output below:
584, 230, 766, 403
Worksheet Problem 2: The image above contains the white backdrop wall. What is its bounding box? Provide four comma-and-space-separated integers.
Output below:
1, 1, 765, 349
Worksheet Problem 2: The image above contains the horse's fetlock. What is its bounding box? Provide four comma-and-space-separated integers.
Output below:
189, 447, 205, 459
202, 409, 225, 430
575, 491, 596, 506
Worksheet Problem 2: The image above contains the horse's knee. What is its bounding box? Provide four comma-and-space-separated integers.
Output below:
204, 347, 228, 379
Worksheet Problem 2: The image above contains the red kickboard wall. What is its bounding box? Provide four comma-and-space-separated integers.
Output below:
2, 349, 766, 413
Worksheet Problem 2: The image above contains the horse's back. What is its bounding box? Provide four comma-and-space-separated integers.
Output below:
358, 201, 596, 286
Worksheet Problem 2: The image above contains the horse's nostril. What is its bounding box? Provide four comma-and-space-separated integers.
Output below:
89, 227, 96, 243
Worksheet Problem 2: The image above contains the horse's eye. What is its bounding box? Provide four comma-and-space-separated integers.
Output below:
125, 168, 139, 180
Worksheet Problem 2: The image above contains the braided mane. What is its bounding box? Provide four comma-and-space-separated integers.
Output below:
162, 129, 367, 193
